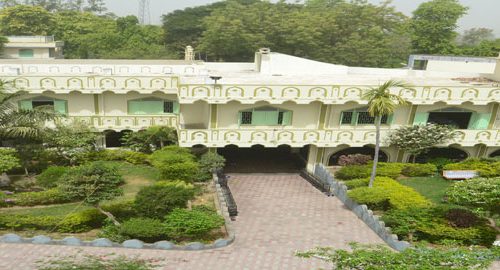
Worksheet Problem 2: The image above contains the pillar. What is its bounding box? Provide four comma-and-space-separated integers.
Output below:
306, 145, 324, 173
210, 104, 218, 129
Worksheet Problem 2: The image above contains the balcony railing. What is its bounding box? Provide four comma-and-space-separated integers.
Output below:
178, 128, 499, 148
63, 115, 178, 131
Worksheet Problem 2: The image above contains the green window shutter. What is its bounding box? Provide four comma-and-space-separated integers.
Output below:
413, 112, 429, 125
238, 112, 242, 125
386, 114, 394, 125
353, 111, 359, 126
173, 101, 180, 114
54, 100, 67, 115
19, 49, 34, 58
128, 100, 163, 114
468, 113, 490, 130
19, 100, 33, 110
128, 101, 142, 114
282, 111, 292, 125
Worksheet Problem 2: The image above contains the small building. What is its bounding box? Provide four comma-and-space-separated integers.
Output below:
2, 36, 64, 59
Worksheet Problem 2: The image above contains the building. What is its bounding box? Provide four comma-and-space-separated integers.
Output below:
2, 36, 64, 60
1, 49, 499, 172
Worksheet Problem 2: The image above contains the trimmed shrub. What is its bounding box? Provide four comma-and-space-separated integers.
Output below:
443, 159, 500, 178
401, 163, 437, 177
338, 154, 371, 166
335, 165, 370, 180
101, 200, 137, 221
427, 157, 454, 171
164, 208, 225, 241
8, 188, 72, 207
134, 181, 195, 219
36, 166, 69, 188
149, 146, 199, 182
343, 178, 370, 189
445, 177, 500, 212
348, 177, 431, 210
58, 209, 106, 232
119, 218, 165, 243
377, 163, 405, 178
124, 151, 150, 165
418, 223, 497, 246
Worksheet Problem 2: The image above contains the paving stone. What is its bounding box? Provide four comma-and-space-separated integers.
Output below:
32, 235, 52, 245
0, 234, 22, 243
122, 240, 144, 249
185, 242, 205, 250
90, 238, 113, 247
153, 241, 174, 250
62, 237, 83, 246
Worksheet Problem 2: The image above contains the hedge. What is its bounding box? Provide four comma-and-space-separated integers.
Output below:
348, 177, 431, 210
335, 163, 438, 180
0, 188, 73, 208
443, 159, 500, 178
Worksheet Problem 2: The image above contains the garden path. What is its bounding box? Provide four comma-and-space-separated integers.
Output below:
1, 174, 386, 269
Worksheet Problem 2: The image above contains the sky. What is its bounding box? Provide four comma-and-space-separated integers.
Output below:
105, 0, 500, 37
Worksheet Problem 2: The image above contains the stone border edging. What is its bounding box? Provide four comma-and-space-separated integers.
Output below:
0, 175, 235, 250
313, 164, 411, 251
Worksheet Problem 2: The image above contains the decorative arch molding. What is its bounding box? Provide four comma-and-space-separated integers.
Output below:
308, 87, 327, 98
336, 131, 354, 142
13, 78, 30, 89
281, 87, 300, 99
40, 77, 57, 89
67, 77, 84, 89
342, 87, 363, 98
254, 87, 273, 98
150, 78, 167, 89
487, 88, 500, 101
190, 131, 208, 142
250, 131, 267, 142
191, 86, 211, 98
277, 130, 294, 142
303, 131, 320, 142
225, 87, 245, 98
398, 88, 417, 98
460, 88, 479, 99
224, 131, 241, 142
124, 78, 142, 89
99, 78, 116, 89
433, 88, 452, 99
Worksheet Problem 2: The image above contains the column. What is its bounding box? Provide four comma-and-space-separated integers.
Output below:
210, 104, 218, 129
306, 145, 324, 173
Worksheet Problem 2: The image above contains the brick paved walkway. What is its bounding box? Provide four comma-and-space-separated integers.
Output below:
0, 174, 384, 270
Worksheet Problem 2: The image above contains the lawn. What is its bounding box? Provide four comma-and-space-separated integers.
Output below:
398, 176, 453, 204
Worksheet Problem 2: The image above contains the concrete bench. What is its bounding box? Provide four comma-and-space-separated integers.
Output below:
442, 170, 477, 180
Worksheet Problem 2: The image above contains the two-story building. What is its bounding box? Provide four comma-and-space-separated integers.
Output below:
1, 48, 499, 172
2, 36, 64, 60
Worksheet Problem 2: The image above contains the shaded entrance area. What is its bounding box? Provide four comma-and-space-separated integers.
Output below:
104, 130, 131, 148
414, 147, 468, 163
328, 147, 388, 166
490, 149, 500, 158
218, 145, 304, 173
427, 111, 472, 129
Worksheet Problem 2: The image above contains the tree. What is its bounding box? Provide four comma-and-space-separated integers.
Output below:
43, 121, 98, 165
362, 80, 409, 187
0, 148, 19, 174
388, 124, 457, 163
458, 28, 495, 47
446, 177, 500, 213
410, 0, 468, 54
121, 126, 177, 153
0, 36, 7, 56
59, 162, 124, 225
0, 5, 56, 35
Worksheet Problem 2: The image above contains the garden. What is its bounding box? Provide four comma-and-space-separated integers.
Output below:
333, 155, 500, 248
0, 123, 228, 245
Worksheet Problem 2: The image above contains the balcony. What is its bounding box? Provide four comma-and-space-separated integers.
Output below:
63, 115, 178, 131
178, 128, 500, 148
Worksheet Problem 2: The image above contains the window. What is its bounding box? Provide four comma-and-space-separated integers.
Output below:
19, 49, 34, 58
340, 108, 390, 125
239, 106, 291, 126
128, 98, 178, 115
19, 97, 67, 115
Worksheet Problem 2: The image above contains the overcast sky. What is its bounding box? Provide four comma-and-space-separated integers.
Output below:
105, 0, 500, 36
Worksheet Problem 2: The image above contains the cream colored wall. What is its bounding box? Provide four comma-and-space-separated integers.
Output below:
326, 104, 412, 128
180, 101, 209, 128
216, 101, 321, 129
3, 48, 51, 59
426, 60, 495, 74
101, 92, 178, 116
415, 103, 492, 114
17, 93, 94, 115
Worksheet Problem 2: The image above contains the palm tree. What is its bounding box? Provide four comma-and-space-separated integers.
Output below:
0, 80, 57, 139
362, 80, 410, 188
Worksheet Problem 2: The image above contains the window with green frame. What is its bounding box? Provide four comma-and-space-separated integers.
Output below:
127, 97, 179, 115
340, 108, 391, 125
19, 49, 34, 58
18, 96, 67, 115
238, 106, 292, 126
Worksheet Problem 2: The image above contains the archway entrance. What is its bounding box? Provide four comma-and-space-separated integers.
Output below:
490, 149, 500, 158
328, 147, 388, 166
218, 145, 304, 173
414, 147, 468, 163
104, 130, 131, 148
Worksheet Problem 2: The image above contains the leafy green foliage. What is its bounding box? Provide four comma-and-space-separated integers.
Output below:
0, 148, 20, 173
149, 146, 199, 182
164, 208, 224, 241
118, 218, 165, 243
134, 181, 195, 219
198, 152, 225, 177
121, 126, 177, 154
445, 208, 481, 228
38, 254, 156, 270
36, 166, 69, 188
5, 188, 72, 207
446, 177, 500, 212
348, 177, 431, 210
59, 161, 124, 206
342, 178, 370, 190
410, 0, 468, 54
401, 163, 437, 177
388, 124, 456, 162
443, 159, 500, 178
0, 5, 55, 35
296, 243, 499, 270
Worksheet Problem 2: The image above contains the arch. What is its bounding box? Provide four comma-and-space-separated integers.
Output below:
67, 77, 84, 89
303, 131, 320, 142
308, 87, 327, 98
281, 87, 300, 99
254, 87, 273, 98
414, 147, 468, 163
184, 67, 195, 74
150, 78, 167, 89
487, 88, 500, 101
223, 131, 241, 142
28, 66, 38, 73
398, 88, 417, 98
490, 149, 500, 158
99, 78, 116, 89
336, 131, 354, 142
433, 88, 452, 99
225, 87, 245, 98
141, 66, 151, 73
92, 67, 103, 73
13, 78, 30, 89
475, 131, 493, 141
162, 67, 173, 74
49, 66, 60, 73
191, 86, 211, 97
40, 78, 56, 89
343, 87, 363, 98
328, 146, 388, 165
250, 131, 267, 142
190, 131, 208, 142
460, 88, 479, 99
124, 78, 142, 89
277, 130, 294, 142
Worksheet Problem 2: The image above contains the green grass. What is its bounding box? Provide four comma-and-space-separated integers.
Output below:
398, 176, 453, 204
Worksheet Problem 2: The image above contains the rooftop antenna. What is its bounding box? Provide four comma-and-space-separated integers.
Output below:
138, 0, 151, 25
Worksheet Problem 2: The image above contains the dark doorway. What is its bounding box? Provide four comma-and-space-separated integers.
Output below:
490, 149, 500, 158
427, 112, 472, 129
105, 130, 131, 148
414, 147, 468, 163
328, 147, 388, 165
218, 145, 304, 173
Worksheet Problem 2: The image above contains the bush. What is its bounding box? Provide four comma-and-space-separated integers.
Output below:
38, 254, 156, 270
445, 208, 481, 228
164, 208, 224, 241
36, 166, 69, 188
335, 165, 370, 180
149, 146, 199, 182
343, 178, 370, 189
8, 188, 73, 207
101, 200, 137, 221
338, 154, 371, 166
427, 157, 454, 171
443, 159, 500, 178
401, 163, 437, 177
124, 151, 150, 165
198, 152, 225, 175
134, 181, 195, 219
418, 223, 497, 246
446, 177, 500, 212
119, 218, 165, 243
348, 177, 431, 210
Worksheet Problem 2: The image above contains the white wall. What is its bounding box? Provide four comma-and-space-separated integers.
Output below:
426, 60, 495, 74
101, 92, 177, 115
3, 48, 51, 59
